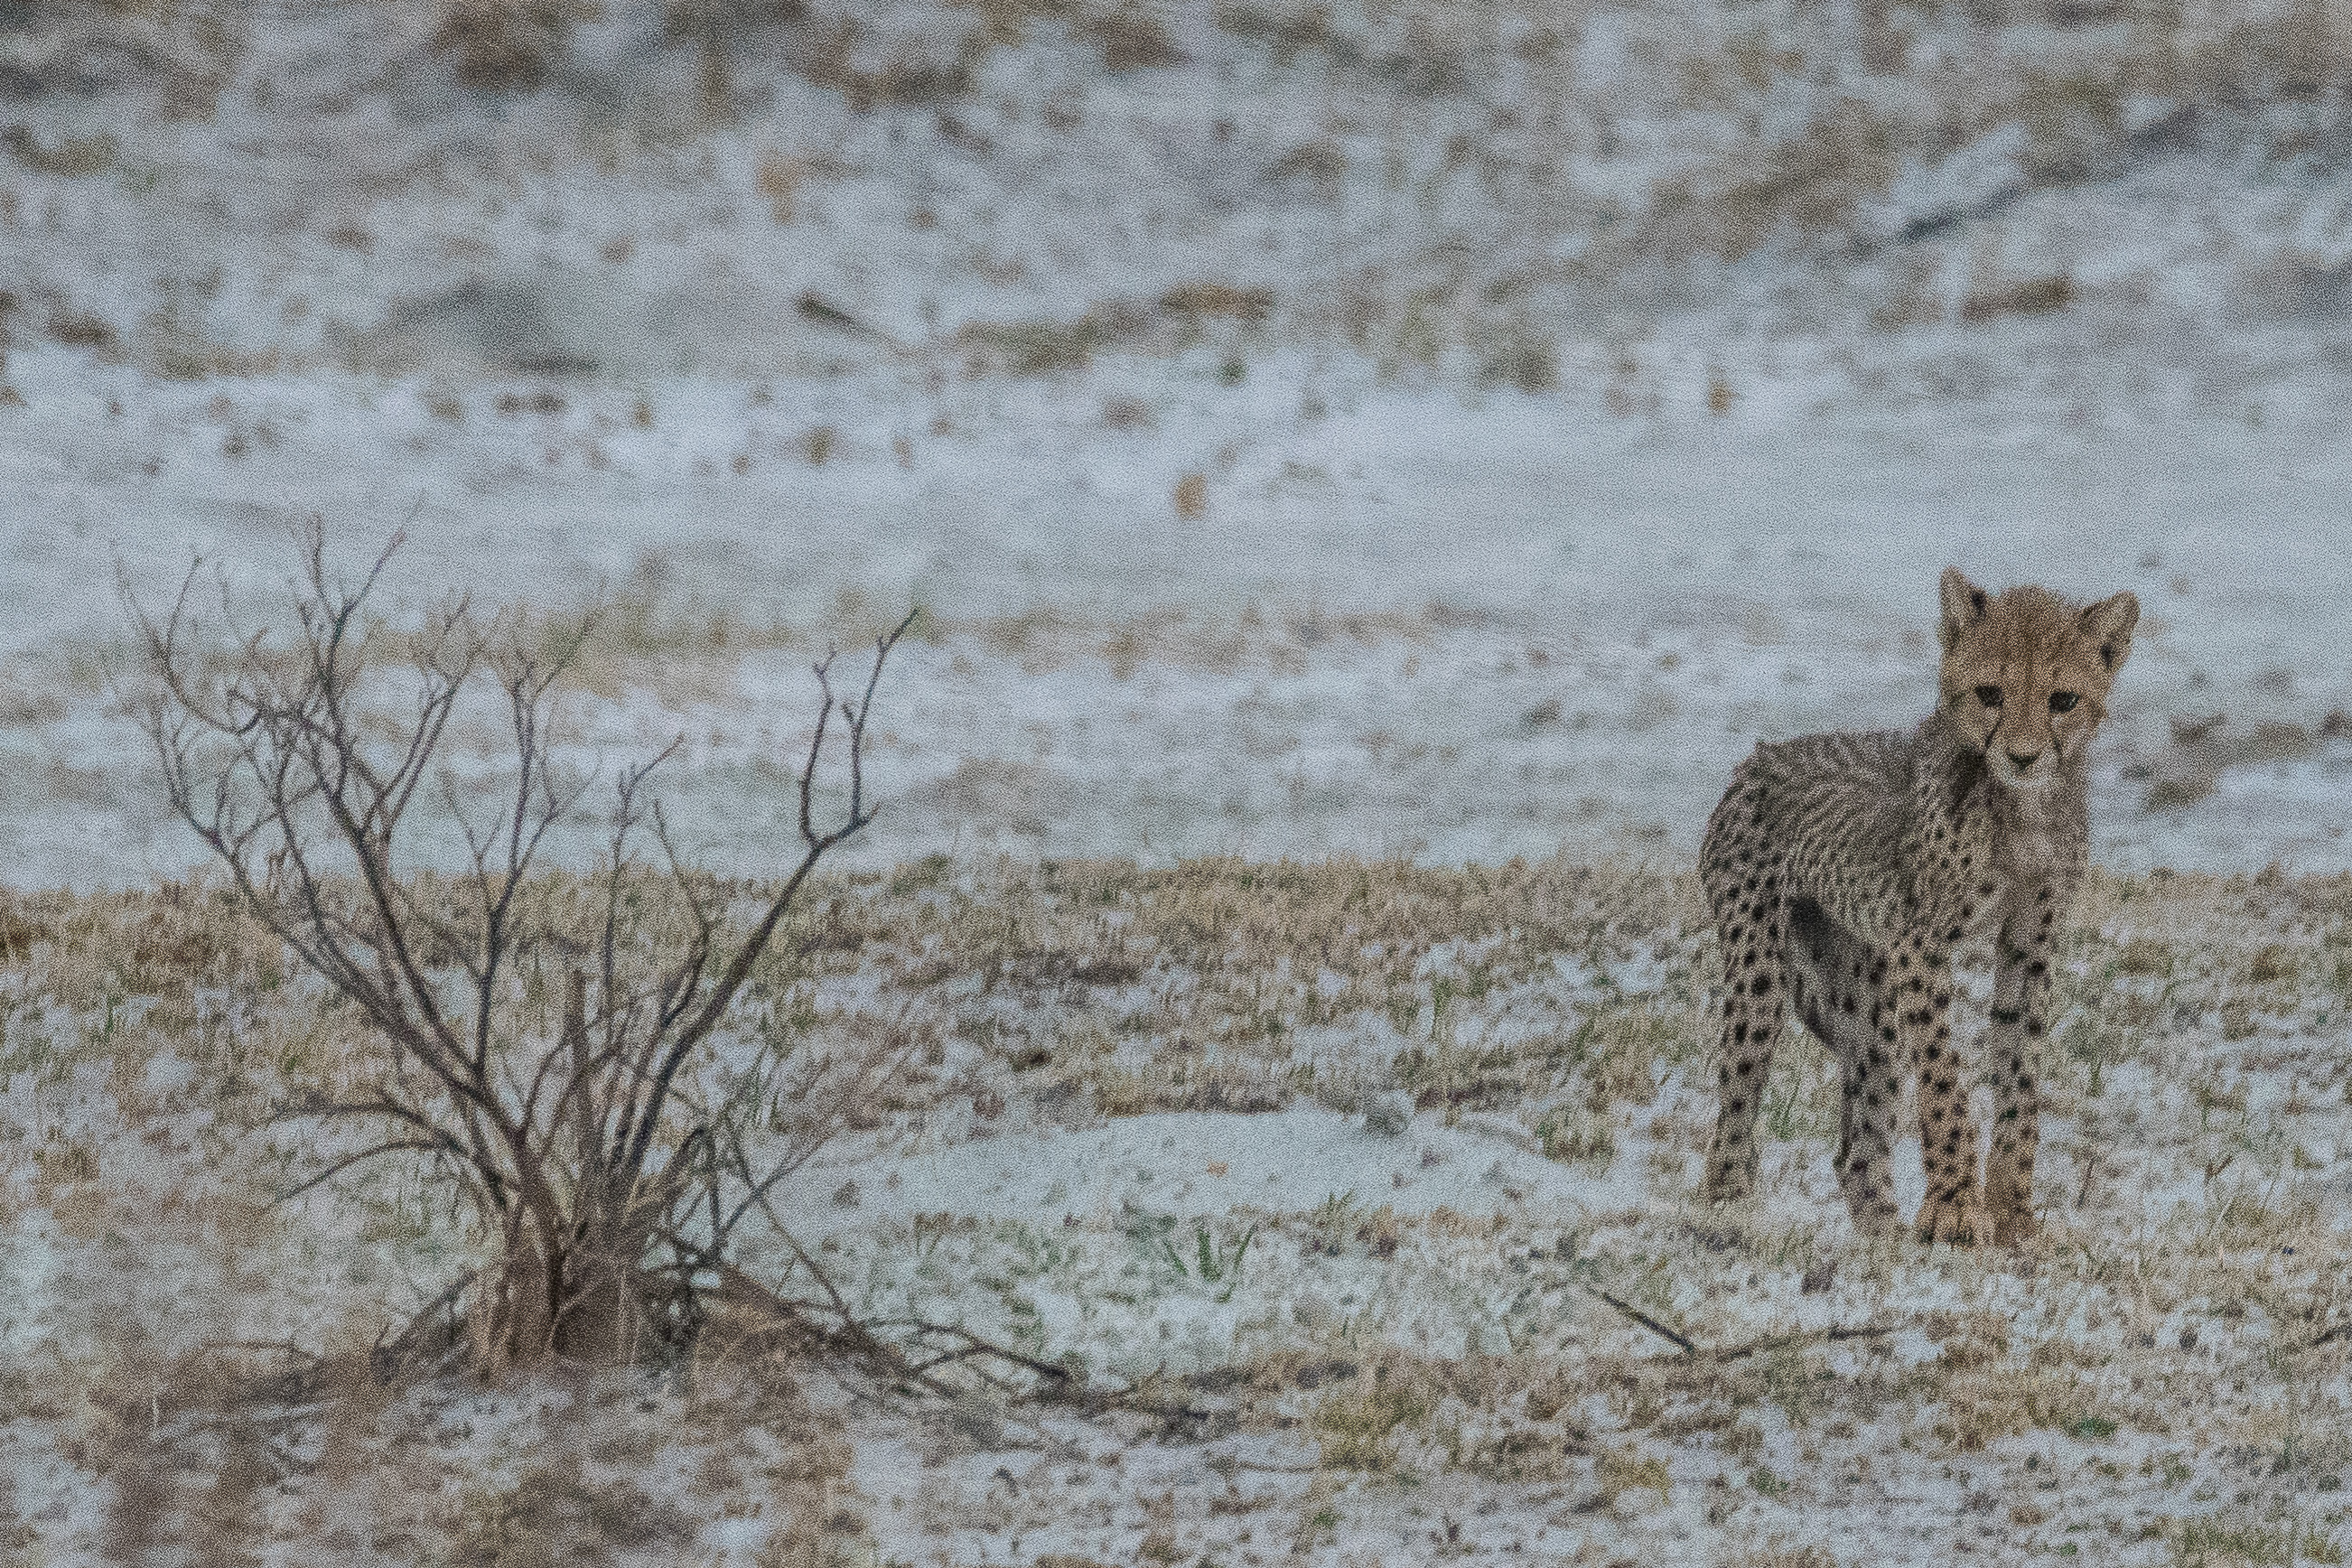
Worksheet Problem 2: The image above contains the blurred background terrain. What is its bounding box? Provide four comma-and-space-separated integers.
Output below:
5, 0, 2352, 883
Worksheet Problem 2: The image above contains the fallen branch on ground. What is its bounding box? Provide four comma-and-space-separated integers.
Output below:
1578, 1283, 1698, 1356
1711, 1323, 1899, 1362
1575, 1275, 1897, 1362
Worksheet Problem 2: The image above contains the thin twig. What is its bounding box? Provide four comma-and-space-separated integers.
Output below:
1710, 1323, 1899, 1363
869, 1321, 1075, 1386
1577, 1283, 1699, 1357
197, 1338, 322, 1363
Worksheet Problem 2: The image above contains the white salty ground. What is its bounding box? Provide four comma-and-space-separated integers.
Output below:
6, 1, 2352, 891
22, 351, 2352, 892
13, 874, 2338, 1567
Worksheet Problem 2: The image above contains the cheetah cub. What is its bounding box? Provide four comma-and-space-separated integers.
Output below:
1699, 568, 2138, 1246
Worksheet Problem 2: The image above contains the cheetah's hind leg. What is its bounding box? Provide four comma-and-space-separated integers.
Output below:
1701, 867, 1787, 1204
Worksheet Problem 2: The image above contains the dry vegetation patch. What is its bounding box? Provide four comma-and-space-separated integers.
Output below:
11, 856, 2352, 1557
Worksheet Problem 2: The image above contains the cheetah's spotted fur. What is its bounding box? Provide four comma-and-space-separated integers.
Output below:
1700, 568, 2139, 1246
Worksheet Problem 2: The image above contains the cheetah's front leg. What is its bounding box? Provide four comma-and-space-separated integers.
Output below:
1891, 937, 1989, 1246
1983, 888, 2063, 1245
1788, 912, 1901, 1239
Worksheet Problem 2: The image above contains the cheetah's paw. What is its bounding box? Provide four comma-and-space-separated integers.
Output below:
1989, 1202, 2039, 1247
1701, 1158, 1758, 1203
1913, 1192, 1991, 1246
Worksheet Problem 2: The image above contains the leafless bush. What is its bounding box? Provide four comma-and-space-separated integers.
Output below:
127, 522, 913, 1371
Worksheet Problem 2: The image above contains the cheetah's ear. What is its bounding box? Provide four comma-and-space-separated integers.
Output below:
2079, 590, 2139, 675
1937, 566, 1988, 651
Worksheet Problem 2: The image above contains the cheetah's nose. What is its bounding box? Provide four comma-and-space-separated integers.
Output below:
2007, 748, 2041, 769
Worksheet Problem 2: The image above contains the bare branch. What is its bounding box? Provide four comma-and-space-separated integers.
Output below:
129, 521, 916, 1373
1577, 1283, 1698, 1358
612, 614, 913, 1191
274, 1137, 467, 1204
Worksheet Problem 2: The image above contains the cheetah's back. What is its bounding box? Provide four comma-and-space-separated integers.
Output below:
1705, 728, 1919, 947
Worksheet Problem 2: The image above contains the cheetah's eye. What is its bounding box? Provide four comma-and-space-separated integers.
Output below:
1974, 685, 2002, 708
2049, 691, 2079, 714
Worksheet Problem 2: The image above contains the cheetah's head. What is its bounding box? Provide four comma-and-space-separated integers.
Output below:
1937, 566, 2138, 792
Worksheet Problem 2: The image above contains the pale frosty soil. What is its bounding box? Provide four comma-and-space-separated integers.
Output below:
9, 0, 2352, 891
5, 861, 2352, 1564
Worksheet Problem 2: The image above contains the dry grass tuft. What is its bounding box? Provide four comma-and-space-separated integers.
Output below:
1591, 1441, 1673, 1504
431, 0, 597, 89
1737, 1547, 1843, 1568
957, 310, 1122, 374
757, 150, 804, 222
1159, 281, 1274, 322
1959, 273, 2076, 323
1474, 317, 1558, 393
786, 11, 982, 110
1310, 1350, 1458, 1470
450, 1453, 695, 1567
1078, 2, 1182, 70
2, 124, 117, 175
947, 0, 1077, 48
